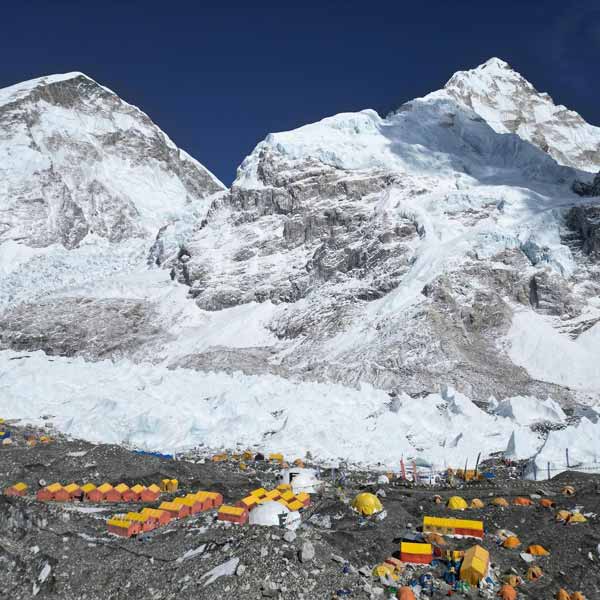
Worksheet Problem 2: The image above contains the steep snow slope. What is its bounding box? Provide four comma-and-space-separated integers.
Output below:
441, 57, 600, 173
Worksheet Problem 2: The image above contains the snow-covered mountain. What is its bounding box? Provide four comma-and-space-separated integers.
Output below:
441, 57, 600, 172
0, 72, 224, 249
1, 60, 599, 475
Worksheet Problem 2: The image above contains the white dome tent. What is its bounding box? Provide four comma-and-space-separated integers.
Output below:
279, 468, 321, 494
248, 501, 301, 530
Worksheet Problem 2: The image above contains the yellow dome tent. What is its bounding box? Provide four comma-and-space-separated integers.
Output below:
527, 544, 550, 556
526, 565, 543, 581
561, 485, 575, 496
351, 492, 383, 516
459, 544, 489, 586
470, 498, 484, 509
502, 536, 521, 549
492, 497, 509, 507
556, 510, 571, 522
502, 574, 521, 587
447, 496, 468, 510
568, 512, 587, 524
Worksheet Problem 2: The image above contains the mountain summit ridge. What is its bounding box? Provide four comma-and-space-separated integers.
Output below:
439, 57, 600, 172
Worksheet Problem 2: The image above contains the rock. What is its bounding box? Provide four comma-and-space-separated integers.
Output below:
283, 530, 297, 543
261, 581, 280, 597
236, 563, 246, 576
331, 554, 346, 563
565, 203, 600, 259
573, 172, 600, 198
299, 541, 315, 563
359, 566, 371, 578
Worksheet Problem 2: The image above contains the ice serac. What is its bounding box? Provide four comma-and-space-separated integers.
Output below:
0, 72, 224, 249
442, 57, 600, 172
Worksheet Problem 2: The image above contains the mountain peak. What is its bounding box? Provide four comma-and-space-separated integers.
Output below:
0, 71, 101, 108
441, 58, 600, 172
479, 57, 511, 70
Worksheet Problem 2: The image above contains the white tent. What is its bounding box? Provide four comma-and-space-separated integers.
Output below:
279, 468, 320, 494
249, 501, 301, 530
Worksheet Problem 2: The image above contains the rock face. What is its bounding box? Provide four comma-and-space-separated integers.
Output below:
0, 298, 166, 360
573, 172, 600, 197
565, 204, 600, 260
0, 72, 224, 249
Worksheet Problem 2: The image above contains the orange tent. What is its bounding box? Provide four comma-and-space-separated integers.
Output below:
570, 593, 585, 600
556, 590, 570, 600
502, 536, 521, 549
527, 544, 550, 556
513, 497, 533, 506
424, 532, 447, 546
492, 497, 509, 507
498, 584, 517, 600
539, 498, 555, 509
396, 587, 416, 600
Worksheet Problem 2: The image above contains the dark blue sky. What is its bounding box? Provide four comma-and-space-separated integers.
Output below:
2, 0, 598, 184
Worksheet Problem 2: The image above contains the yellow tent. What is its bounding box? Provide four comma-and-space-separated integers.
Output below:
459, 544, 489, 585
492, 497, 509, 507
502, 574, 521, 587
527, 544, 550, 556
351, 492, 383, 516
568, 512, 587, 524
502, 536, 521, 549
526, 565, 543, 581
561, 485, 575, 496
447, 496, 468, 510
470, 498, 484, 509
556, 510, 571, 522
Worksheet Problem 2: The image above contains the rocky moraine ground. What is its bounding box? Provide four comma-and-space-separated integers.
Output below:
1, 422, 599, 600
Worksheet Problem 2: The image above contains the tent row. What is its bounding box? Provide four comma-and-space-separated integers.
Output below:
217, 484, 311, 525
211, 450, 305, 469
36, 482, 166, 503
107, 491, 223, 538
423, 516, 484, 539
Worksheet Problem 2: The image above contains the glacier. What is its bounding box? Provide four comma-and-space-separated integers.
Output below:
1, 60, 599, 478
